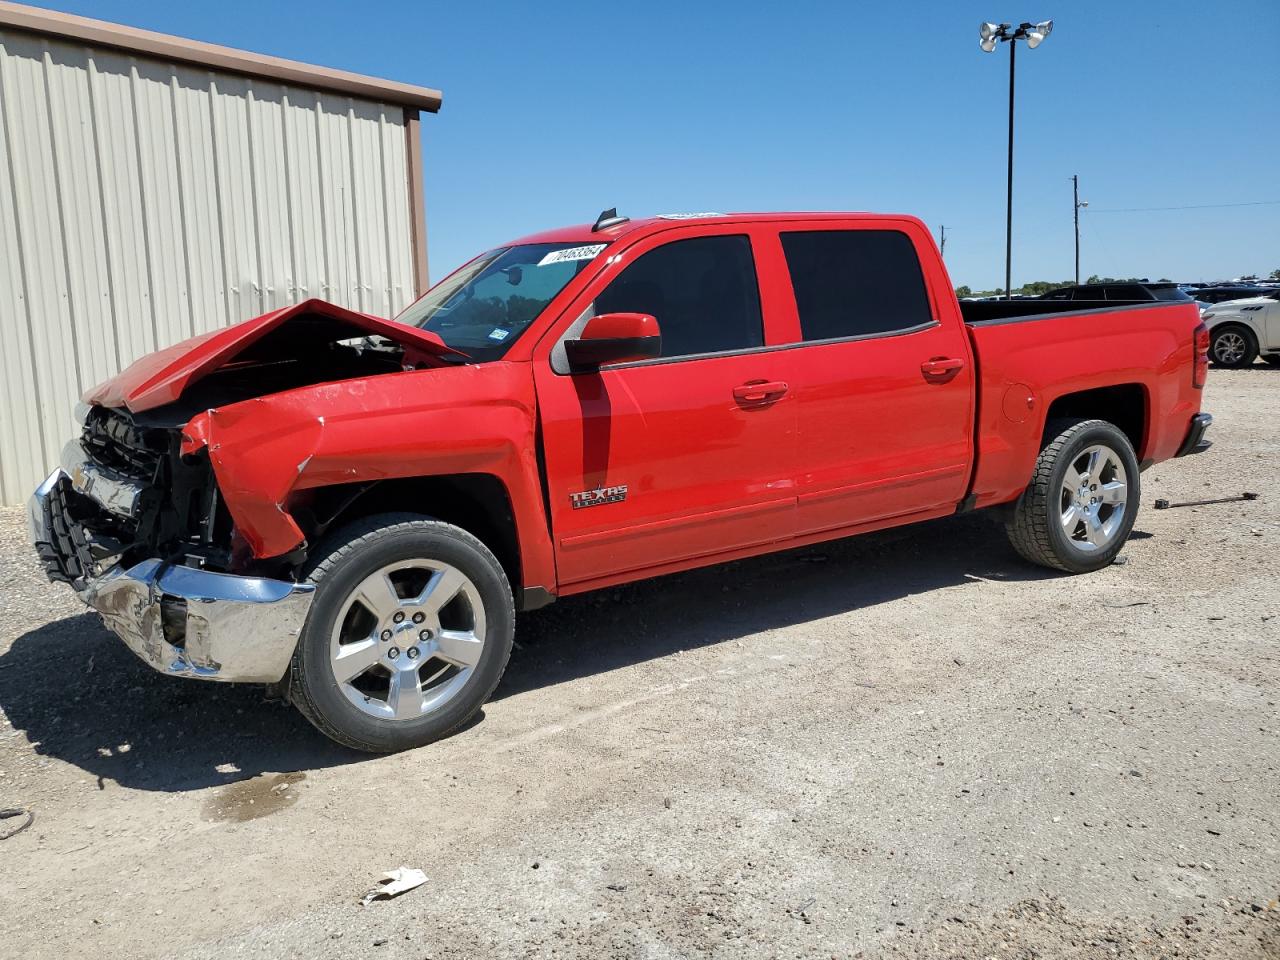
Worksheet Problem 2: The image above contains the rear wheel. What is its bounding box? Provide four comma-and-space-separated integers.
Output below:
1209, 324, 1258, 368
289, 514, 514, 752
1006, 420, 1140, 573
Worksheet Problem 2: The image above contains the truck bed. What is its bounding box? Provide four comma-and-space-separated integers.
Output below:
960, 300, 1204, 510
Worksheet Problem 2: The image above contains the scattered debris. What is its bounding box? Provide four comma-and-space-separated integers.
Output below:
360, 867, 428, 906
0, 807, 34, 841
1103, 601, 1150, 608
664, 797, 673, 809
1111, 554, 1129, 566
796, 897, 816, 915
1153, 492, 1258, 510
605, 883, 627, 892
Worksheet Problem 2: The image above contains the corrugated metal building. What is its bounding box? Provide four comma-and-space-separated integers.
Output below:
0, 2, 441, 504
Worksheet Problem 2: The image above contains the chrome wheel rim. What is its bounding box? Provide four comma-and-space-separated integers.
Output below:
330, 560, 486, 721
1213, 331, 1246, 364
1060, 444, 1128, 553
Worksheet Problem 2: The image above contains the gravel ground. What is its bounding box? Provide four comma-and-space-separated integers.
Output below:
1, 368, 1278, 959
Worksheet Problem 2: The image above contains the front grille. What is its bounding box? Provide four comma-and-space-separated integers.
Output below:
81, 408, 167, 481
37, 406, 232, 585
37, 477, 113, 585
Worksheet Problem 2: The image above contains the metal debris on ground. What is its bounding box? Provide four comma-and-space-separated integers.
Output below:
360, 867, 428, 906
1153, 492, 1259, 510
0, 807, 34, 841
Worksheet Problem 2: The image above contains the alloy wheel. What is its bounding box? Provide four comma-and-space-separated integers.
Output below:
1213, 331, 1247, 365
1059, 444, 1128, 552
329, 560, 486, 720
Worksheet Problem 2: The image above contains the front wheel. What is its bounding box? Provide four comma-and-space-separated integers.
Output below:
288, 514, 514, 752
1209, 324, 1258, 368
1006, 419, 1140, 573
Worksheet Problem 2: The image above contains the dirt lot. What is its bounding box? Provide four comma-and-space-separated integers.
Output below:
1, 368, 1278, 959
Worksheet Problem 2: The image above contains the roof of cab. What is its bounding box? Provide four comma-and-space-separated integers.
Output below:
505, 211, 925, 247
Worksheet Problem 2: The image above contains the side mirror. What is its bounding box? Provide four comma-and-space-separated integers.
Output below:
564, 313, 661, 371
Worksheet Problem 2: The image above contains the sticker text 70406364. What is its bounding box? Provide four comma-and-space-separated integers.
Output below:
537, 244, 606, 267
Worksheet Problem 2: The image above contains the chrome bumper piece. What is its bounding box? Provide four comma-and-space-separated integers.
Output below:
29, 468, 315, 683
60, 438, 149, 518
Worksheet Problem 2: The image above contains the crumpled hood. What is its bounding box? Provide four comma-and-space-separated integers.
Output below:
84, 298, 456, 413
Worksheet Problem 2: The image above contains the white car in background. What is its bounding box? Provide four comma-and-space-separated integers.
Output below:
1203, 290, 1280, 368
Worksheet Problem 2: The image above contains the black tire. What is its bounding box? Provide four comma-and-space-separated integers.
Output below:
1209, 324, 1258, 368
1005, 419, 1140, 574
289, 513, 514, 753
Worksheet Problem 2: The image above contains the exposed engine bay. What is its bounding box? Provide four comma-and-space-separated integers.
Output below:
36, 304, 459, 589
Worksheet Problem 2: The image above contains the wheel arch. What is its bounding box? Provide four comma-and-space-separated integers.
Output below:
291, 474, 534, 607
1040, 382, 1149, 460
1209, 320, 1260, 347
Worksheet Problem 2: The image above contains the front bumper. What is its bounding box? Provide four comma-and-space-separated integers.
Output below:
1176, 412, 1213, 457
30, 469, 315, 683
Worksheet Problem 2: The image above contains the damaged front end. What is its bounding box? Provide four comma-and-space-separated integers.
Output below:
29, 404, 315, 682
28, 299, 459, 683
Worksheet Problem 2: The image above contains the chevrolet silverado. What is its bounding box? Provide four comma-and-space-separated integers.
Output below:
30, 210, 1213, 751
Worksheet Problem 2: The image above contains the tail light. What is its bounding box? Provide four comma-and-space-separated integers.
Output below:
1193, 322, 1209, 389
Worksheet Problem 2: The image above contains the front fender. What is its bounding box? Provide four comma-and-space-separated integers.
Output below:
181, 362, 555, 589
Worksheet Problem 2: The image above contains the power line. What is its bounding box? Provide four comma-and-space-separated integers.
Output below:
1086, 199, 1280, 213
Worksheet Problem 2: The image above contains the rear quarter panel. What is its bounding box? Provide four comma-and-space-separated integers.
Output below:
967, 303, 1202, 508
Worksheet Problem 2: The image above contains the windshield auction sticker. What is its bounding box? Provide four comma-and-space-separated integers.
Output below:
538, 244, 606, 267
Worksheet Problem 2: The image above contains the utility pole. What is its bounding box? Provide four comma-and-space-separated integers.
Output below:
1073, 175, 1080, 285
939, 224, 947, 257
1072, 175, 1088, 285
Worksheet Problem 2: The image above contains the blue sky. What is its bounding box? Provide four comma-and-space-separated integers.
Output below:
28, 1, 1280, 290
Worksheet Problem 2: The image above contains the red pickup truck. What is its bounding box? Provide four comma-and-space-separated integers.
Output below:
30, 210, 1212, 752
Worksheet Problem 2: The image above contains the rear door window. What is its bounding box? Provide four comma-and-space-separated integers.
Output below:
780, 230, 933, 341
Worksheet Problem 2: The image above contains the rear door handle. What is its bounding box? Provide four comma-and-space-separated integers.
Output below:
921, 357, 965, 380
733, 380, 789, 404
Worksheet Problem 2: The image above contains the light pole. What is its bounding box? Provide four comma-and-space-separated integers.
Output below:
1072, 174, 1088, 285
979, 20, 1053, 299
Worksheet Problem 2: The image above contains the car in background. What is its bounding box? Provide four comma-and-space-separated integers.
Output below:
1202, 290, 1280, 367
1191, 285, 1274, 305
1037, 282, 1197, 304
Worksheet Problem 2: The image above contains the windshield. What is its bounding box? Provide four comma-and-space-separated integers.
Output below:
396, 242, 607, 361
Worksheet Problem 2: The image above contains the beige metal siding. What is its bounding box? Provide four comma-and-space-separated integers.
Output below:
0, 28, 419, 503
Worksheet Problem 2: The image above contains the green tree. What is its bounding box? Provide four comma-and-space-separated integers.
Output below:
955, 285, 972, 298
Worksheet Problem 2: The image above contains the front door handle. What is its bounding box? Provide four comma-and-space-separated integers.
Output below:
921, 357, 965, 380
733, 380, 789, 404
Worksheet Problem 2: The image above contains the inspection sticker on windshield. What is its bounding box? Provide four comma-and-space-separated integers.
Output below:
488, 328, 511, 341
538, 244, 606, 267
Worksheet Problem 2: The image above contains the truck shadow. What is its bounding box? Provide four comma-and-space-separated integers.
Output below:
0, 615, 358, 792
496, 511, 1076, 700
0, 511, 1127, 791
